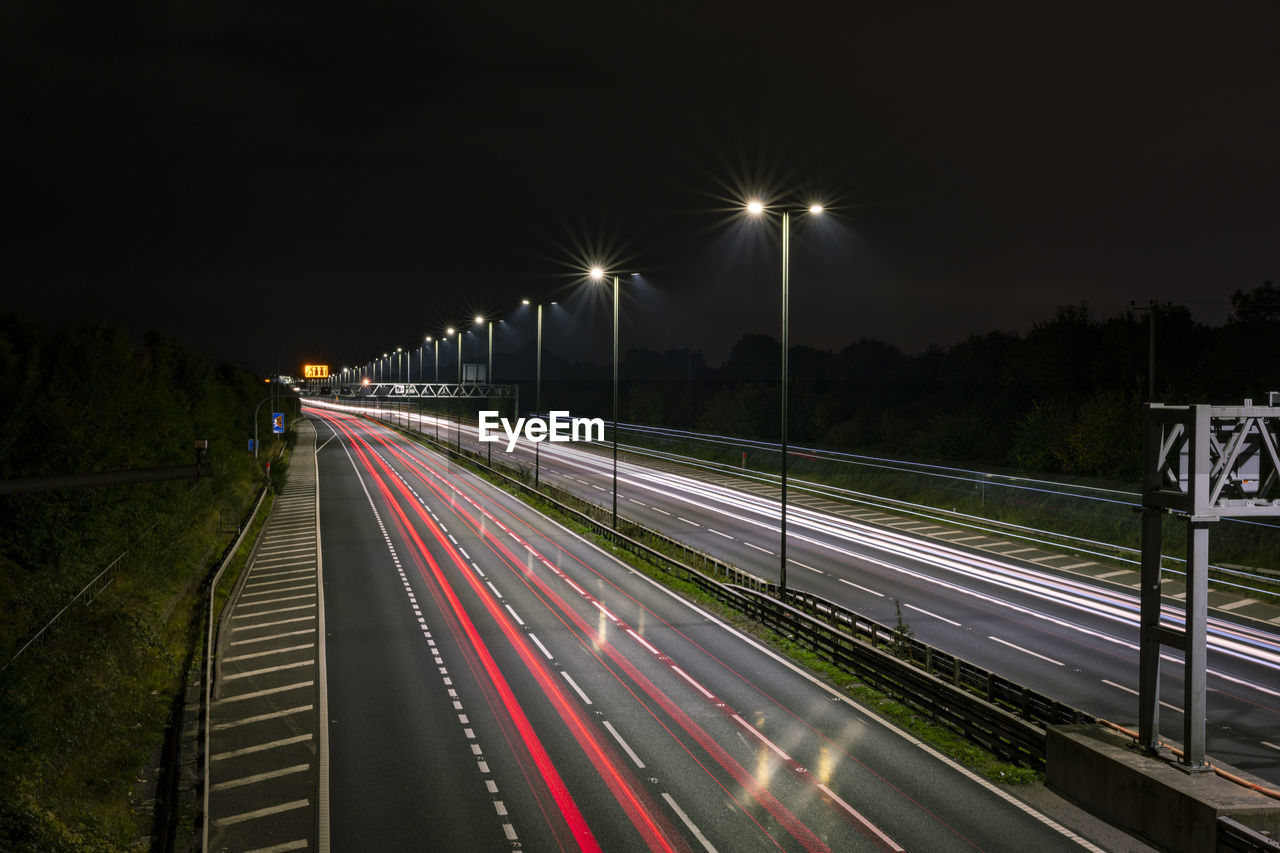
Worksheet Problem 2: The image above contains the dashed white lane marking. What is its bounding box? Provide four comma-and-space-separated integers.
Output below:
629, 498, 647, 505
788, 559, 823, 574
731, 714, 790, 761
989, 635, 1064, 666
560, 672, 593, 705
743, 542, 773, 555
816, 783, 907, 853
677, 516, 700, 526
1101, 679, 1183, 713
504, 604, 525, 625
708, 529, 733, 539
904, 603, 961, 628
1262, 741, 1280, 752
661, 793, 718, 852
602, 721, 645, 768
528, 633, 554, 660
671, 666, 716, 700
1095, 569, 1129, 579
627, 629, 659, 655
593, 601, 618, 622
838, 578, 884, 597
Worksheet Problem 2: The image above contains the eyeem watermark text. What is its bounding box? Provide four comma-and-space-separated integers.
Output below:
478, 410, 604, 452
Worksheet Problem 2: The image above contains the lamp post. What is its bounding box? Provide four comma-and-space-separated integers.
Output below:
746, 198, 824, 597
589, 266, 623, 528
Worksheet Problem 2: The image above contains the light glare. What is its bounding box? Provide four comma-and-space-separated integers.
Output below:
809, 203, 824, 215
746, 199, 765, 215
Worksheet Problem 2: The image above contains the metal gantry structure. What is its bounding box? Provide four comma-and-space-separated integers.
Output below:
1138, 393, 1280, 769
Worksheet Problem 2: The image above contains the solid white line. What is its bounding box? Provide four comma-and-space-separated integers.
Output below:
223, 659, 315, 681
603, 720, 645, 768
988, 636, 1063, 666
223, 643, 315, 663
233, 615, 314, 632
211, 733, 313, 761
744, 542, 773, 555
215, 681, 315, 704
216, 799, 310, 826
837, 578, 884, 597
662, 793, 717, 853
816, 783, 906, 852
232, 603, 315, 619
212, 705, 313, 731
246, 570, 315, 586
237, 592, 315, 607
231, 628, 314, 646
904, 603, 961, 628
240, 583, 316, 598
251, 558, 317, 571
211, 764, 310, 791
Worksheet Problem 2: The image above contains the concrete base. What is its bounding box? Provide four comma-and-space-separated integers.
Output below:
1047, 725, 1280, 853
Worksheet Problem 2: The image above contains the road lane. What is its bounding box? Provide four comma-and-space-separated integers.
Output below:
312, 408, 1108, 851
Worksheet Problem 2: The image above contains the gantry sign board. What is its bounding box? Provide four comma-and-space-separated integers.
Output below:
303, 364, 330, 379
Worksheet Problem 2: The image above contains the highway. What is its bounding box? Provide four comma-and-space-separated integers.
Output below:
307, 399, 1280, 786
309, 407, 1104, 851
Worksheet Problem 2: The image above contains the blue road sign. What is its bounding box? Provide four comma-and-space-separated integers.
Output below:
272, 413, 285, 435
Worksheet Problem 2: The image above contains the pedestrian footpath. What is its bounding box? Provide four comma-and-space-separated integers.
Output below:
206, 418, 324, 853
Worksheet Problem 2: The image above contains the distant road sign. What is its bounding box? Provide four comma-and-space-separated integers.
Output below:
272, 413, 285, 434
304, 364, 330, 379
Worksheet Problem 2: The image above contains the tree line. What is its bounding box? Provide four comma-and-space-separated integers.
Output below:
516, 283, 1279, 483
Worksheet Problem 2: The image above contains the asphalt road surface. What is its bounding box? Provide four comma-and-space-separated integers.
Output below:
307, 399, 1280, 787
309, 407, 1110, 851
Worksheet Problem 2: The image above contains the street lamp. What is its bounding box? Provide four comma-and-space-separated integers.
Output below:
746, 197, 824, 597
590, 266, 623, 528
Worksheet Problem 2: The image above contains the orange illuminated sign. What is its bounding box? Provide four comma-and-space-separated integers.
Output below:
303, 364, 330, 379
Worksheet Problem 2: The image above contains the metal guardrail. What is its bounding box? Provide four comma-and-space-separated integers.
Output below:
349, 403, 1091, 770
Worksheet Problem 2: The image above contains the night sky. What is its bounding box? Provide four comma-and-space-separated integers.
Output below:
5, 2, 1279, 376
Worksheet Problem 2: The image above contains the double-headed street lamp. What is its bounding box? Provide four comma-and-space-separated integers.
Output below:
746, 197, 824, 597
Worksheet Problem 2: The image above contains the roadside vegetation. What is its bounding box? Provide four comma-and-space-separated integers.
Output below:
0, 316, 289, 851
